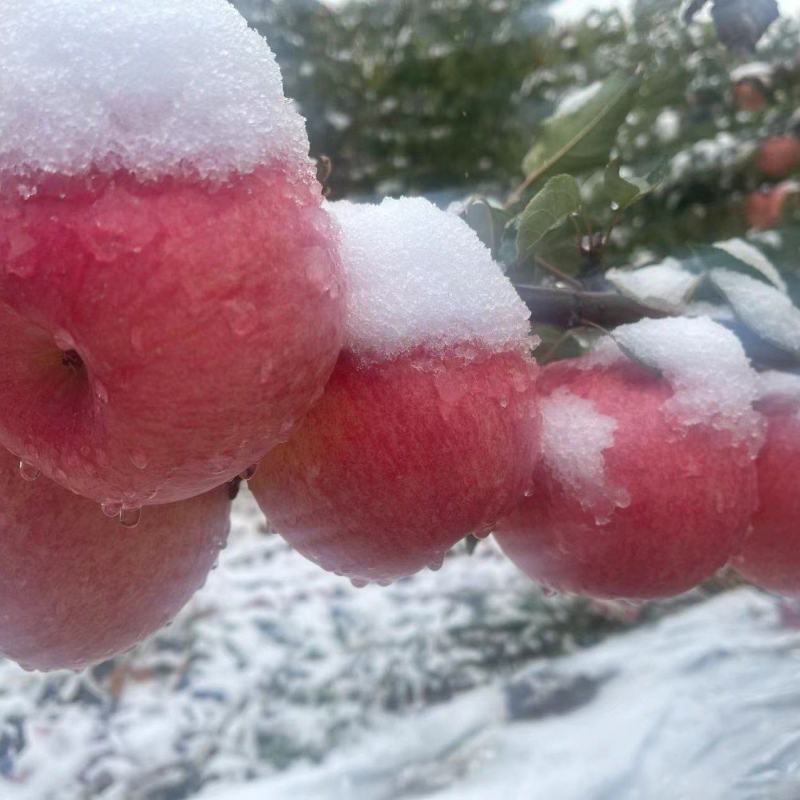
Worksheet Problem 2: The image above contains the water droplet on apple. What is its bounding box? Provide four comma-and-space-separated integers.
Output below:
54, 329, 76, 351
94, 381, 109, 404
222, 299, 259, 338
119, 507, 142, 529
129, 451, 149, 470
101, 500, 123, 518
350, 578, 369, 589
18, 461, 40, 482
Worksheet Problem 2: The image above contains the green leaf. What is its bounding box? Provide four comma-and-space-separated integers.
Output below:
691, 240, 787, 292
604, 159, 668, 211
459, 197, 508, 258
521, 73, 642, 183
517, 175, 582, 263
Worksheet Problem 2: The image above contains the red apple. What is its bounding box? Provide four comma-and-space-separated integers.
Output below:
734, 384, 800, 595
494, 359, 759, 600
0, 165, 344, 509
745, 183, 796, 229
733, 79, 768, 113
755, 136, 800, 180
0, 446, 232, 671
250, 348, 540, 583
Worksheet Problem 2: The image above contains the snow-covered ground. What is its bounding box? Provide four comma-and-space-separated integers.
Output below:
0, 493, 629, 800
0, 493, 796, 800
203, 589, 800, 800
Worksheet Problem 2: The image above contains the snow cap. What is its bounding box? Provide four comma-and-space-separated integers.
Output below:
0, 0, 310, 181
329, 198, 532, 362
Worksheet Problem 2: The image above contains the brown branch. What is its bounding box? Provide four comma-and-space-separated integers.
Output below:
512, 283, 672, 330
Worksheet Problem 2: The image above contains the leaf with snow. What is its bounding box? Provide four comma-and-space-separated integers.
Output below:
694, 239, 787, 292
606, 259, 702, 313
520, 73, 641, 182
710, 268, 800, 359
517, 175, 581, 262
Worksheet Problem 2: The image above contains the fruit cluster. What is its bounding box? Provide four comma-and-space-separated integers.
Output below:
0, 0, 798, 672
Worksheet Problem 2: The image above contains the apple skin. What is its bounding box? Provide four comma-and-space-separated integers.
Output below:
734, 399, 800, 595
0, 446, 231, 671
493, 360, 758, 600
745, 184, 795, 229
250, 347, 541, 583
733, 79, 768, 113
0, 164, 345, 508
755, 136, 800, 180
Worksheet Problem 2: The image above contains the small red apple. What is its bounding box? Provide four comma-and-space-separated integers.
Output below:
733, 79, 768, 113
0, 166, 344, 509
494, 355, 759, 600
0, 446, 231, 672
734, 375, 800, 595
745, 183, 796, 229
250, 348, 540, 583
755, 136, 800, 180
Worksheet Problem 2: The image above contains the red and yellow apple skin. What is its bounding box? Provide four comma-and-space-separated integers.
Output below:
250, 348, 541, 583
755, 136, 800, 180
734, 398, 800, 595
0, 164, 345, 508
0, 446, 231, 672
494, 360, 759, 600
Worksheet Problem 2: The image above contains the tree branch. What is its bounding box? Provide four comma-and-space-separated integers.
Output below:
512, 283, 671, 329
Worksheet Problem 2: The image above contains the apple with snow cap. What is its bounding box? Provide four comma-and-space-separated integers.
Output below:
494, 317, 763, 600
0, 0, 345, 512
0, 446, 231, 671
734, 372, 800, 595
250, 198, 541, 584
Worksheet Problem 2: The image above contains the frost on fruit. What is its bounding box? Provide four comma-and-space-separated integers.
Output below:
587, 317, 763, 451
606, 259, 700, 312
0, 0, 310, 181
759, 370, 800, 404
328, 197, 532, 362
539, 388, 630, 520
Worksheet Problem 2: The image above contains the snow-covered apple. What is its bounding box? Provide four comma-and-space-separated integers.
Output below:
250, 198, 541, 584
494, 317, 763, 600
0, 446, 231, 671
734, 372, 800, 595
0, 0, 344, 511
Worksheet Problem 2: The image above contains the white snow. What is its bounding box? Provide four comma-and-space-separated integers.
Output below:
730, 62, 774, 84
200, 589, 800, 800
710, 269, 800, 356
554, 81, 604, 117
712, 239, 787, 292
606, 259, 700, 312
758, 370, 800, 406
539, 388, 630, 518
654, 109, 681, 143
589, 317, 763, 449
0, 0, 310, 181
329, 198, 532, 361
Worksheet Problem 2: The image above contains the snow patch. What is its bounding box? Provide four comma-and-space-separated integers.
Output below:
711, 269, 800, 357
713, 238, 787, 292
606, 259, 700, 312
589, 317, 763, 449
540, 388, 629, 519
0, 0, 310, 181
329, 198, 532, 361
